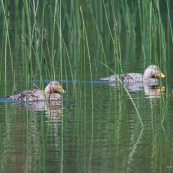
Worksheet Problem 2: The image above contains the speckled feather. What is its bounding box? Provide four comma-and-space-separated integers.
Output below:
100, 65, 165, 84
9, 81, 64, 101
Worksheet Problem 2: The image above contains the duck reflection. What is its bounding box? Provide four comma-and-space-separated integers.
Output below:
7, 100, 63, 172
144, 85, 165, 98
109, 82, 165, 98
45, 101, 63, 124
21, 100, 63, 124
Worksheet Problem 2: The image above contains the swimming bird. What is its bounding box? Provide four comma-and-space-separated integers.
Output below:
100, 65, 165, 84
9, 81, 66, 101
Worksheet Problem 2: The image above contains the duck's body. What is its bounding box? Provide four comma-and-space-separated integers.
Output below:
100, 65, 165, 84
9, 81, 65, 101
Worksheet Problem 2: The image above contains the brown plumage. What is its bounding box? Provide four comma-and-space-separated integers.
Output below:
9, 81, 66, 101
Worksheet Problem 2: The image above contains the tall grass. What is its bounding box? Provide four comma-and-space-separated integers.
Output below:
0, 0, 172, 171
0, 0, 171, 133
0, 0, 169, 83
0, 0, 12, 96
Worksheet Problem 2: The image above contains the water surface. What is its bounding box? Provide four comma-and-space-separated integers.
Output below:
0, 1, 173, 173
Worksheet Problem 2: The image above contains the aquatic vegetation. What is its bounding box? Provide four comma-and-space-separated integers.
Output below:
0, 0, 172, 172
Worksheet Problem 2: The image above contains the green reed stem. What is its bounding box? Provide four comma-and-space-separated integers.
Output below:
100, 62, 144, 127
166, 0, 173, 44
102, 0, 122, 74
80, 6, 94, 144
80, 6, 93, 93
0, 0, 13, 96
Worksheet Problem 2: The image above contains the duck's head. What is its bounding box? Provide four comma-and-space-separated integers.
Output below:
144, 65, 165, 79
45, 81, 66, 94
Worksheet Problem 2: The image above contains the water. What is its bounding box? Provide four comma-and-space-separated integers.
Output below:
0, 80, 170, 173
0, 1, 173, 173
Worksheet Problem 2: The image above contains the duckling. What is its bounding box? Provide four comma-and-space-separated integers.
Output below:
100, 65, 165, 84
9, 81, 66, 101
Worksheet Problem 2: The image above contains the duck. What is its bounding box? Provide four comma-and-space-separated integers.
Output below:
100, 65, 165, 84
9, 81, 66, 101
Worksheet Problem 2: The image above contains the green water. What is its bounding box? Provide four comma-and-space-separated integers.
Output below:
0, 1, 173, 173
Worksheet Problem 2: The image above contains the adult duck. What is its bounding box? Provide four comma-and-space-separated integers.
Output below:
9, 81, 66, 101
100, 65, 165, 84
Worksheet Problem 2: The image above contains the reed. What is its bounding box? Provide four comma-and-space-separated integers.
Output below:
166, 0, 173, 44
0, 0, 12, 96
0, 1, 170, 85
0, 0, 172, 171
100, 62, 143, 127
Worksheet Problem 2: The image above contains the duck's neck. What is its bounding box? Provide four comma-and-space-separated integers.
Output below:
144, 70, 154, 78
45, 85, 51, 94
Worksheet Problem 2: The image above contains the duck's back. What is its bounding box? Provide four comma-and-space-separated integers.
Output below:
100, 73, 143, 83
121, 73, 143, 83
9, 89, 45, 101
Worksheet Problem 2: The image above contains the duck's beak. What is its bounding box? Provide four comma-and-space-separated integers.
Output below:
58, 85, 66, 93
156, 71, 165, 78
156, 86, 165, 93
